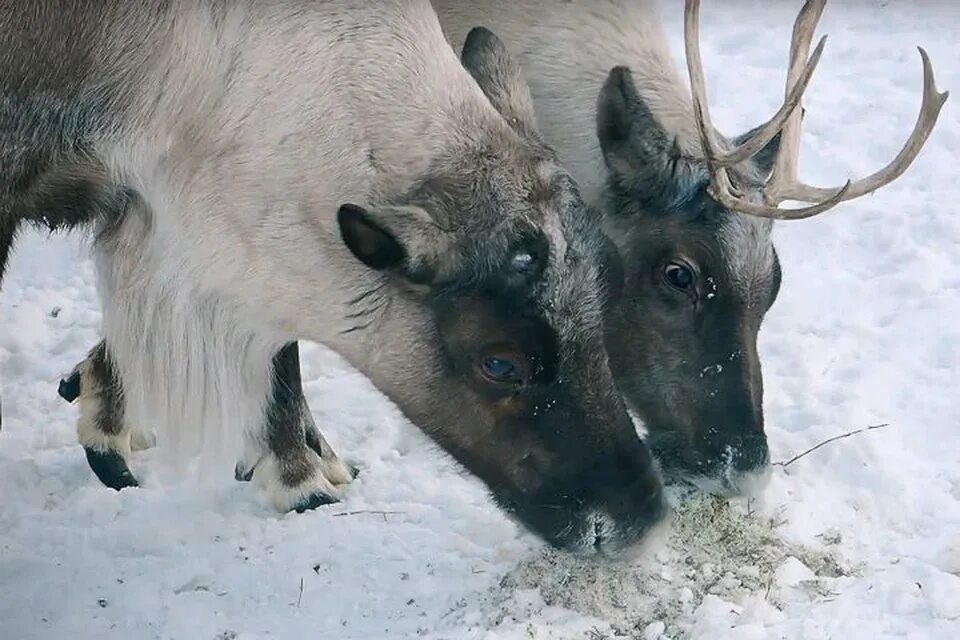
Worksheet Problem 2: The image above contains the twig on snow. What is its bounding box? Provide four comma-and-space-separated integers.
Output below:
773, 423, 890, 469
330, 509, 402, 521
296, 577, 304, 609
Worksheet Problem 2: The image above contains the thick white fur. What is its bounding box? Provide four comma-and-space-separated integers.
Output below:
75, 361, 155, 458
75, 356, 131, 456
253, 450, 350, 513
90, 0, 516, 486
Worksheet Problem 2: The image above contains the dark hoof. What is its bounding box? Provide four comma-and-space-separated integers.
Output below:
234, 462, 255, 482
292, 492, 338, 513
84, 447, 138, 490
58, 371, 82, 403
348, 464, 360, 480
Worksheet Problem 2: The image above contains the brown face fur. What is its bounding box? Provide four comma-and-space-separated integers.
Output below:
333, 29, 666, 551
601, 196, 779, 493
339, 141, 665, 550
596, 66, 782, 495
427, 230, 663, 550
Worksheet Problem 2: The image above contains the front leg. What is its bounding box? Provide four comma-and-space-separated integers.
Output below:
62, 341, 140, 490
64, 341, 354, 510
237, 342, 356, 512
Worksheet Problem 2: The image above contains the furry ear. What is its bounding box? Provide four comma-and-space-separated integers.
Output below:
337, 204, 451, 284
731, 125, 783, 179
460, 27, 539, 136
596, 66, 706, 212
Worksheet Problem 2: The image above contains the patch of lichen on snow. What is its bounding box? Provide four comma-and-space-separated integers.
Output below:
486, 492, 858, 638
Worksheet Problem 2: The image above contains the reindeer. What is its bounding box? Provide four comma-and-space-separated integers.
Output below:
61, 0, 946, 507
429, 0, 947, 494
1, 0, 667, 552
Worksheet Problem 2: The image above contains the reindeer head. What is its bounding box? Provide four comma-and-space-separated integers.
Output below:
336, 28, 665, 552
594, 0, 947, 495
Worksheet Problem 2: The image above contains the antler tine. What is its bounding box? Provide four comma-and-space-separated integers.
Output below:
684, 0, 748, 212
686, 0, 948, 221
714, 35, 828, 167
684, 0, 721, 163
763, 0, 839, 207
776, 47, 950, 203
684, 0, 845, 220
685, 0, 827, 169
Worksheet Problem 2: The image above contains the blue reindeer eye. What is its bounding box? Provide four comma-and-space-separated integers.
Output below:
483, 357, 515, 378
478, 352, 528, 386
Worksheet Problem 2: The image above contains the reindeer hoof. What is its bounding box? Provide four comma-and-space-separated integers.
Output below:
253, 450, 346, 512
234, 461, 255, 482
84, 447, 138, 490
292, 492, 338, 513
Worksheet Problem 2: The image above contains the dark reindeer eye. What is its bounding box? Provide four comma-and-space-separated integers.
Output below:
664, 261, 696, 291
477, 351, 528, 386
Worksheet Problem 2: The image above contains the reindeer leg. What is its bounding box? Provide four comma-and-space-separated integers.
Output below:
63, 338, 353, 509
242, 342, 355, 513
305, 419, 359, 483
67, 341, 139, 490
285, 342, 359, 482
236, 341, 357, 484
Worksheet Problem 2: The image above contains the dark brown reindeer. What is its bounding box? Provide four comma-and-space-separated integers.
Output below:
1, 1, 664, 552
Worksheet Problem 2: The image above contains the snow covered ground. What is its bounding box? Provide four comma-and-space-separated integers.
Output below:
2, 1, 959, 638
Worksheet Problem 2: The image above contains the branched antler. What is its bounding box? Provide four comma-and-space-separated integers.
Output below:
684, 0, 949, 220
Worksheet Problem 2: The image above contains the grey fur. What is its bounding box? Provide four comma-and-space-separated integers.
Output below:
2, 1, 664, 551
433, 0, 785, 493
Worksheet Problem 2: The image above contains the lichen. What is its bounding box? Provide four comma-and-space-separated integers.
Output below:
483, 491, 858, 639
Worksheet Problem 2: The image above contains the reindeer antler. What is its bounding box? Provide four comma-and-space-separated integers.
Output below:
684, 0, 949, 220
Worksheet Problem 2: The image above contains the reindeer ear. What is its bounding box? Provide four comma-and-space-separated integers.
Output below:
337, 204, 449, 284
596, 67, 644, 176
460, 27, 539, 135
731, 125, 783, 179
596, 66, 705, 213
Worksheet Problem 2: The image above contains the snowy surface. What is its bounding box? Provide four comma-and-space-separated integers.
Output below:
2, 1, 959, 638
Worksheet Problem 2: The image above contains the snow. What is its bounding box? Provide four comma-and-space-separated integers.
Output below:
2, 1, 959, 638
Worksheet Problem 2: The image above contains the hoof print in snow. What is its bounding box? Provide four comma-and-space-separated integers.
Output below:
84, 447, 139, 490
57, 371, 82, 403
292, 492, 338, 513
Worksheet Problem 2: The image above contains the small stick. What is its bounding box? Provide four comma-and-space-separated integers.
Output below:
296, 577, 303, 609
773, 423, 890, 468
330, 510, 402, 518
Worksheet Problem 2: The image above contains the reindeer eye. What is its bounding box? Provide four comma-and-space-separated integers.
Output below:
477, 351, 528, 386
664, 262, 696, 291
